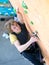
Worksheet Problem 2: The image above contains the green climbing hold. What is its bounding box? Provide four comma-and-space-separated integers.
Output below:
10, 13, 13, 16
13, 8, 16, 13
30, 21, 34, 25
22, 1, 28, 9
24, 10, 28, 14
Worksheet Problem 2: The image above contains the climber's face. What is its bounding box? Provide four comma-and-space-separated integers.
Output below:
11, 22, 21, 34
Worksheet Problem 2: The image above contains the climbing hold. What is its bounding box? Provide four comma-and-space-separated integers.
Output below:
0, 12, 2, 15
13, 8, 16, 13
5, 12, 8, 16
35, 31, 38, 34
10, 14, 13, 16
8, 8, 11, 10
22, 1, 28, 9
11, 12, 14, 14
24, 9, 28, 14
30, 21, 34, 25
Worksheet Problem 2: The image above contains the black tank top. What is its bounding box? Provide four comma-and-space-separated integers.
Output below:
12, 23, 40, 54
12, 23, 28, 45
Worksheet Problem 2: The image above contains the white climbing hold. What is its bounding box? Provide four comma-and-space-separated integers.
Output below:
0, 12, 2, 14
8, 8, 11, 10
11, 12, 14, 14
5, 13, 8, 15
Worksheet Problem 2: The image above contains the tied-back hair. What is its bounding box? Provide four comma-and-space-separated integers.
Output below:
4, 19, 16, 33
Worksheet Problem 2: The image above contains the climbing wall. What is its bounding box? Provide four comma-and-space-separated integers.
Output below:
9, 0, 49, 64
0, 0, 16, 16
